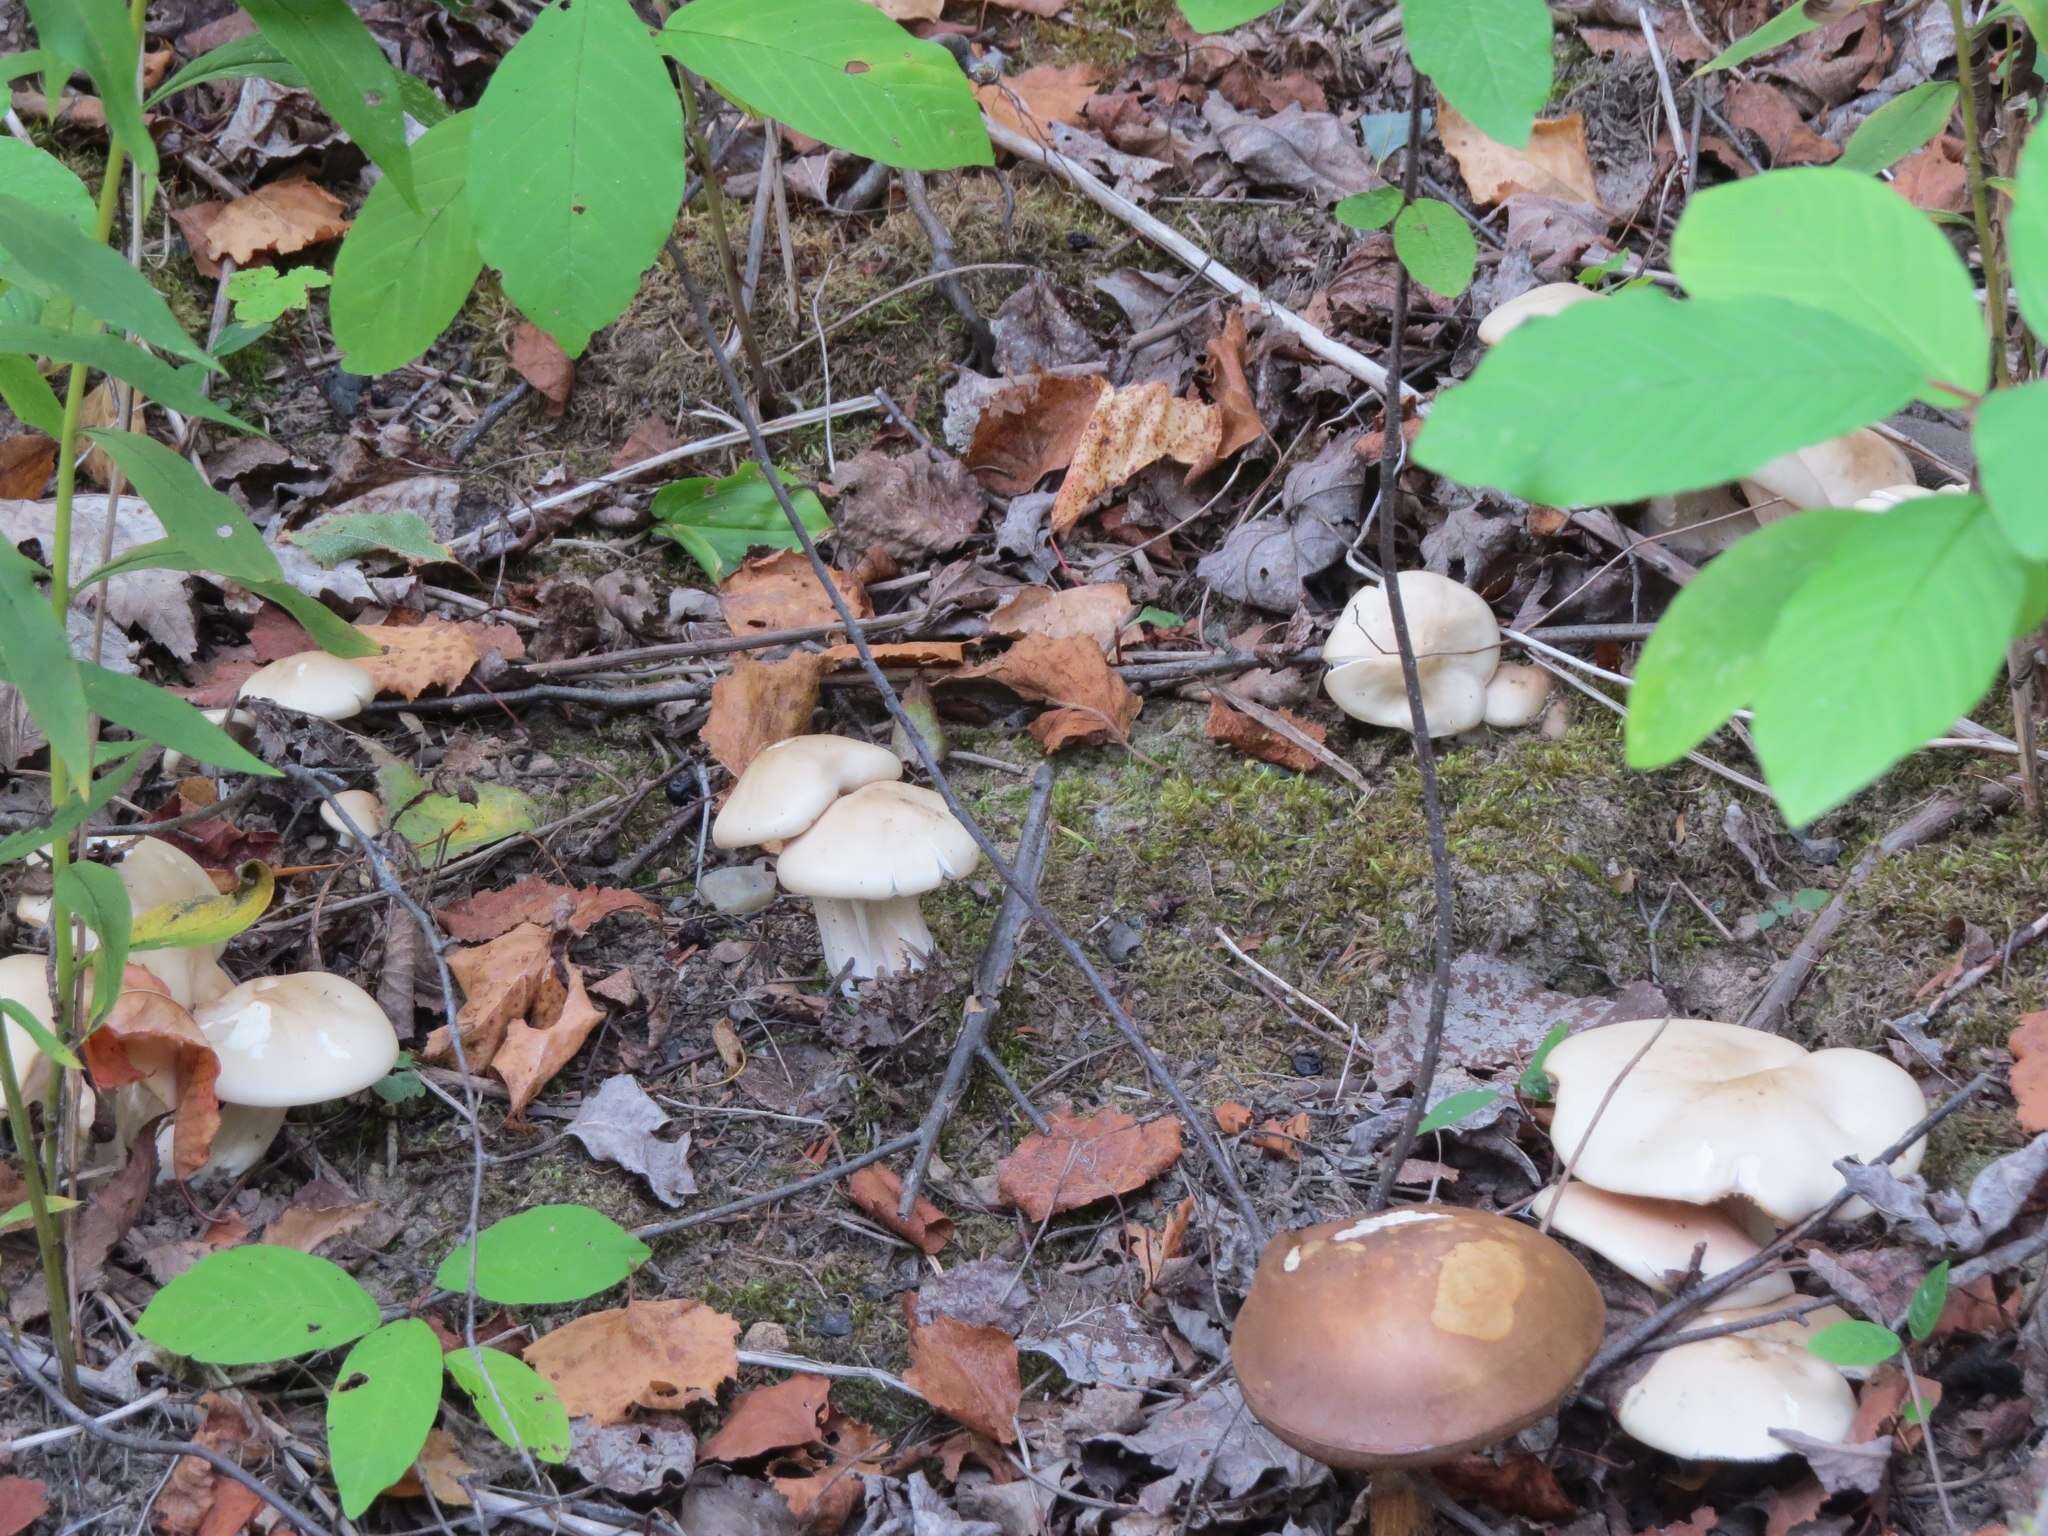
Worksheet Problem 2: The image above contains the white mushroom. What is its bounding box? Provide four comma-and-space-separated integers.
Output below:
1852, 483, 1970, 512
1478, 283, 1599, 347
712, 734, 903, 853
1640, 485, 1762, 560
241, 652, 377, 720
1323, 573, 1502, 737
154, 1102, 287, 1185
0, 952, 61, 1105
1544, 1018, 1927, 1224
1738, 429, 1915, 523
193, 973, 401, 1107
319, 790, 387, 847
1529, 1182, 1794, 1309
12, 838, 232, 1010
772, 781, 980, 981
1481, 663, 1553, 729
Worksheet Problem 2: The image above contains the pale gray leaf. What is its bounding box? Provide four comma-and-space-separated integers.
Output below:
1965, 1133, 2048, 1243
1022, 1302, 1176, 1388
567, 1073, 697, 1207
568, 1418, 696, 1495
1770, 1431, 1891, 1496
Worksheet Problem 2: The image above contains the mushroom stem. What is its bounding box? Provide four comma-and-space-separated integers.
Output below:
1370, 1471, 1428, 1536
809, 896, 935, 982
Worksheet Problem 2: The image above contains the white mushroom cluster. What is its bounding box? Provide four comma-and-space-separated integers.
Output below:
1322, 572, 1551, 737
1528, 1017, 1927, 1462
711, 735, 981, 983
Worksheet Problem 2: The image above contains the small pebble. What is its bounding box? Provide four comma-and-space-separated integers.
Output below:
590, 502, 649, 532
812, 1308, 853, 1339
698, 860, 776, 916
525, 753, 559, 774
741, 1321, 790, 1353
666, 771, 697, 806
1291, 1048, 1325, 1078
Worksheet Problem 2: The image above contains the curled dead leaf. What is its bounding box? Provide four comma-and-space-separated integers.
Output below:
510, 322, 574, 415
846, 1164, 953, 1255
965, 372, 1107, 496
173, 177, 350, 272
704, 652, 830, 777
81, 966, 221, 1178
904, 1313, 1022, 1444
1439, 99, 1600, 208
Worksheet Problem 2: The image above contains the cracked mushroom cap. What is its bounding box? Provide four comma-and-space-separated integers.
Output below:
1544, 1018, 1927, 1223
1529, 1183, 1794, 1309
1323, 573, 1503, 737
192, 972, 400, 1108
773, 781, 980, 900
1230, 1205, 1604, 1469
241, 652, 377, 721
712, 734, 904, 851
1617, 1300, 1858, 1461
1738, 429, 1913, 522
1478, 283, 1600, 346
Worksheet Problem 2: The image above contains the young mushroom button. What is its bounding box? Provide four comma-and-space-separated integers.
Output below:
1323, 573, 1502, 737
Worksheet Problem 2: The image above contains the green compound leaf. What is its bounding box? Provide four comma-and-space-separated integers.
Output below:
1906, 1261, 1951, 1343
660, 0, 992, 172
1411, 290, 1924, 506
0, 327, 255, 432
1836, 82, 1957, 175
239, 0, 415, 206
0, 196, 212, 365
1671, 167, 1988, 402
1176, 0, 1285, 28
1416, 1088, 1504, 1135
651, 461, 832, 584
1403, 0, 1552, 149
445, 1346, 571, 1463
472, 0, 684, 356
332, 112, 482, 375
329, 1320, 445, 1519
435, 1204, 650, 1305
136, 1246, 378, 1364
1752, 496, 2022, 824
1807, 1319, 1903, 1367
1393, 197, 1478, 299
1973, 379, 2048, 559
1335, 187, 1403, 231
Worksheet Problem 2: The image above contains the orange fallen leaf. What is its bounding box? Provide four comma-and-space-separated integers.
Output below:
1439, 99, 1600, 207
382, 1428, 476, 1506
987, 583, 1132, 655
0, 1479, 47, 1536
153, 1394, 261, 1536
2010, 1011, 2048, 1133
81, 966, 220, 1178
1724, 79, 1839, 167
1198, 310, 1266, 473
611, 416, 684, 471
0, 434, 55, 499
509, 322, 574, 415
845, 1164, 953, 1255
965, 372, 1108, 496
261, 1188, 380, 1254
995, 1104, 1182, 1221
174, 177, 350, 272
904, 1313, 1022, 1444
1123, 1192, 1193, 1292
817, 640, 967, 668
769, 1410, 883, 1531
703, 1373, 831, 1461
1893, 135, 1968, 213
425, 922, 554, 1071
719, 548, 872, 635
525, 1299, 739, 1426
1851, 1363, 1941, 1449
1250, 1111, 1310, 1160
704, 652, 831, 777
354, 620, 479, 700
1214, 1101, 1253, 1135
976, 62, 1100, 139
952, 634, 1141, 753
492, 964, 605, 1116
1435, 1454, 1577, 1521
1050, 381, 1222, 535
1205, 693, 1326, 774
438, 876, 661, 943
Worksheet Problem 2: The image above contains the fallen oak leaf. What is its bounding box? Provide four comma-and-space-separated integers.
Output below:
995, 1104, 1182, 1221
769, 1410, 883, 1531
380, 1428, 476, 1506
903, 1312, 1022, 1445
438, 876, 661, 943
702, 1373, 831, 1462
1214, 1101, 1253, 1134
950, 634, 1140, 754
0, 1478, 47, 1536
817, 640, 967, 668
172, 177, 350, 272
1205, 693, 1326, 774
1195, 310, 1267, 474
1050, 381, 1222, 536
845, 1164, 953, 1255
525, 1299, 739, 1427
424, 922, 554, 1071
965, 372, 1107, 496
987, 582, 1132, 655
704, 652, 831, 777
0, 434, 56, 499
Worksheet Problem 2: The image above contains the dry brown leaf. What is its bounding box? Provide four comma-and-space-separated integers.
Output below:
383, 1428, 477, 1505
1434, 1455, 1577, 1521
354, 620, 480, 700
965, 372, 1108, 496
510, 322, 574, 415
526, 1299, 739, 1426
703, 1373, 831, 1461
493, 965, 605, 1116
1205, 693, 1326, 774
77, 379, 144, 486
1764, 1483, 1824, 1536
988, 583, 1133, 655
719, 548, 872, 635
904, 1314, 1022, 1444
154, 1394, 262, 1536
713, 1017, 748, 1075
1724, 79, 1840, 166
1197, 310, 1266, 474
1249, 1110, 1310, 1160
425, 922, 554, 1071
438, 876, 661, 943
0, 1479, 47, 1536
1123, 1193, 1193, 1292
1893, 135, 1968, 212
1214, 1101, 1252, 1134
261, 1187, 379, 1254
863, 0, 941, 15
845, 1164, 953, 1255
953, 634, 1141, 753
769, 1411, 883, 1531
1439, 99, 1601, 208
1851, 1364, 1942, 1449
81, 967, 220, 1178
818, 640, 967, 668
174, 177, 349, 270
704, 652, 831, 777
2010, 1011, 2048, 1133
0, 434, 56, 499
995, 1104, 1183, 1220
1050, 381, 1222, 535
976, 63, 1100, 139
611, 416, 684, 471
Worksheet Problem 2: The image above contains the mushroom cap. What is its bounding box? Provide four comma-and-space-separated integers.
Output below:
1529, 1182, 1794, 1309
240, 652, 376, 721
1545, 1018, 1928, 1222
1738, 429, 1914, 522
192, 972, 400, 1107
1478, 283, 1598, 347
1482, 663, 1552, 728
1323, 573, 1502, 737
1852, 482, 1969, 512
1640, 485, 1761, 558
1230, 1205, 1605, 1469
0, 952, 58, 1100
774, 781, 980, 901
712, 734, 904, 850
1617, 1301, 1858, 1461
319, 790, 386, 845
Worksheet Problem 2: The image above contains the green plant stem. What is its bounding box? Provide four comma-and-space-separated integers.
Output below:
0, 1026, 76, 1397
678, 73, 777, 403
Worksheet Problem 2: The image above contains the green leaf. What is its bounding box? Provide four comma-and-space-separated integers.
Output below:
1516, 1019, 1572, 1102
1335, 188, 1403, 231
1135, 605, 1182, 629
372, 748, 537, 858
243, 579, 381, 658
81, 430, 286, 584
1906, 1260, 1950, 1342
0, 197, 212, 366
328, 1320, 445, 1519
1807, 1319, 1903, 1367
0, 355, 65, 437
0, 999, 80, 1071
1973, 380, 2048, 558
1416, 1088, 1503, 1134
0, 1194, 80, 1232
1836, 82, 1957, 175
129, 862, 275, 951
239, 0, 415, 206
23, 0, 157, 176
472, 0, 684, 357
445, 1346, 571, 1462
1402, 0, 1552, 148
1176, 0, 1285, 28
0, 51, 54, 87
1699, 0, 1852, 72
287, 510, 452, 567
55, 862, 128, 1026
435, 1204, 650, 1304
1411, 290, 1925, 506
660, 0, 992, 172
0, 140, 96, 233
212, 320, 274, 358
373, 1060, 425, 1103
0, 327, 255, 431
2009, 128, 2048, 348
1626, 511, 1863, 768
78, 663, 279, 777
0, 743, 147, 867
0, 542, 87, 783
1671, 168, 1988, 402
1393, 197, 1477, 298
1792, 887, 1830, 911
1753, 496, 2022, 824
2008, 0, 2048, 45
332, 112, 481, 375
651, 461, 832, 583
226, 266, 330, 325
144, 33, 303, 106
136, 1246, 379, 1364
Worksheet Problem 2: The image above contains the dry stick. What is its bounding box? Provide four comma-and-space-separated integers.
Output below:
1643, 1294, 1840, 1351
897, 763, 1058, 1219
900, 169, 995, 366
634, 1131, 920, 1240
664, 243, 1268, 1245
1363, 77, 1456, 1217
524, 610, 924, 677
762, 263, 1038, 369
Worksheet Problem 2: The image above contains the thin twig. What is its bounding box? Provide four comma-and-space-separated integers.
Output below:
633, 1132, 921, 1240
900, 169, 995, 367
